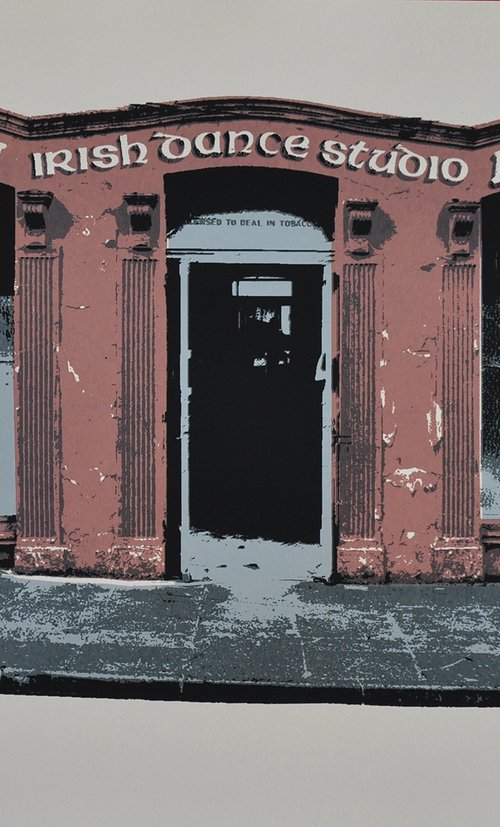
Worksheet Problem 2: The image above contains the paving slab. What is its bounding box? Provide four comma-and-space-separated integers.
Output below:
1, 571, 500, 703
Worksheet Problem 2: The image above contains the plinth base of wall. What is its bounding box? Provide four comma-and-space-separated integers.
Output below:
15, 545, 70, 574
336, 542, 385, 582
430, 542, 483, 581
481, 526, 500, 578
95, 545, 164, 579
336, 540, 484, 583
14, 543, 165, 579
0, 516, 16, 545
484, 547, 500, 578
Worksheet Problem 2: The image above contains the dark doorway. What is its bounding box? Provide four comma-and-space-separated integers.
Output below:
188, 263, 324, 544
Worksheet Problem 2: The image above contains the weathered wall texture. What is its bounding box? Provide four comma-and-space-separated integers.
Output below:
0, 98, 498, 583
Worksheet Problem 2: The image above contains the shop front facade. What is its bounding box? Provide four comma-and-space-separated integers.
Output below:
1, 97, 500, 582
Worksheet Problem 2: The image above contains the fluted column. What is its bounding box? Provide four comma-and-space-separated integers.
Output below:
442, 263, 475, 537
338, 262, 377, 537
18, 256, 56, 538
432, 261, 482, 578
119, 258, 156, 539
337, 260, 383, 579
14, 252, 68, 572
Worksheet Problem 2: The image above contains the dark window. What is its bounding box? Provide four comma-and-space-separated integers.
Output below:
481, 192, 500, 517
0, 184, 16, 521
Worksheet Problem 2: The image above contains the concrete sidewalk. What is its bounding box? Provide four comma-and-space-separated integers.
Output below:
1, 568, 500, 703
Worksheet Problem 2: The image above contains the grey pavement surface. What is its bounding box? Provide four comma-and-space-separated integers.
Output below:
1, 568, 500, 702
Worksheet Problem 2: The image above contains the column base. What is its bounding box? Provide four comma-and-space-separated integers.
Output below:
336, 539, 385, 582
481, 525, 500, 578
15, 541, 165, 579
95, 544, 165, 579
15, 544, 70, 574
0, 515, 16, 545
430, 540, 483, 581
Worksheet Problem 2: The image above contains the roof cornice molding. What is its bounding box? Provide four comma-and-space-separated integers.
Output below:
0, 97, 497, 148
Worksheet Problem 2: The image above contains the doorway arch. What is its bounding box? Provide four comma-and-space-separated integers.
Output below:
167, 207, 334, 582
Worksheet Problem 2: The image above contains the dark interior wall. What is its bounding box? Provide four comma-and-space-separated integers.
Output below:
164, 167, 338, 238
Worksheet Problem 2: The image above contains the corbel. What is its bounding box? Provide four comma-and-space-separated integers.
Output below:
18, 190, 54, 249
446, 202, 479, 259
123, 193, 158, 251
345, 200, 378, 257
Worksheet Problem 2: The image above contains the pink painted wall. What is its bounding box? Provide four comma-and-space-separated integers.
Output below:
1, 100, 497, 581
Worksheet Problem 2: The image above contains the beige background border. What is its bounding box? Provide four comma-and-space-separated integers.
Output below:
2, 1, 500, 824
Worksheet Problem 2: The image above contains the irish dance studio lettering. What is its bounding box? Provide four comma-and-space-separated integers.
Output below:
30, 129, 482, 185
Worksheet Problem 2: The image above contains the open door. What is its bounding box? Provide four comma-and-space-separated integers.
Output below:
167, 202, 334, 578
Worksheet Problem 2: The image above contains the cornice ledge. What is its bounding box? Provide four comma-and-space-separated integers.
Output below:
0, 96, 496, 148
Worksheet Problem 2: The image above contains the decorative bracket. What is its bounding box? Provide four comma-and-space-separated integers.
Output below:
123, 193, 158, 251
345, 200, 378, 257
18, 190, 54, 248
446, 202, 479, 259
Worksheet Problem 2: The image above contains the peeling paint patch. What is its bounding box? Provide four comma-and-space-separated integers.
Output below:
426, 400, 443, 449
406, 531, 415, 539
382, 328, 389, 340
404, 348, 430, 358
380, 388, 386, 407
385, 467, 439, 495
435, 403, 442, 437
90, 466, 107, 483
67, 361, 80, 382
